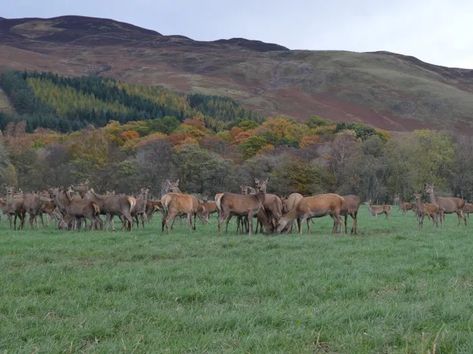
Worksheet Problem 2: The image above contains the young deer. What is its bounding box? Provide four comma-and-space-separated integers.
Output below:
367, 200, 391, 219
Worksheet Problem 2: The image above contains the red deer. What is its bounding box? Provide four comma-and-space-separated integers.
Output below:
217, 182, 267, 235
23, 192, 45, 229
340, 194, 361, 234
413, 193, 426, 229
400, 201, 414, 215
423, 202, 441, 227
84, 189, 136, 231
198, 200, 218, 223
145, 199, 162, 221
50, 188, 101, 230
282, 193, 303, 213
276, 194, 344, 234
132, 188, 149, 228
463, 203, 473, 218
4, 188, 26, 230
424, 184, 466, 225
367, 200, 391, 219
161, 179, 181, 196
161, 192, 200, 232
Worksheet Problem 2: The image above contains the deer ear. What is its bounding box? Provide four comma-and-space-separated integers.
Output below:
175, 179, 179, 185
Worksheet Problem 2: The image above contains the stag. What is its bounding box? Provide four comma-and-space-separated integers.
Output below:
424, 184, 466, 225
367, 200, 391, 219
340, 194, 361, 234
277, 193, 344, 234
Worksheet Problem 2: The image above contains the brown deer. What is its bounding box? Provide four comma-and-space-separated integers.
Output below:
50, 188, 101, 230
132, 188, 149, 228
413, 193, 425, 229
340, 194, 361, 234
463, 203, 473, 218
161, 179, 181, 196
84, 189, 136, 231
424, 184, 466, 225
145, 199, 162, 221
4, 188, 26, 230
276, 193, 344, 234
23, 192, 45, 229
161, 193, 200, 232
217, 181, 267, 235
282, 193, 303, 213
423, 202, 441, 227
367, 200, 391, 219
400, 201, 414, 215
197, 200, 218, 223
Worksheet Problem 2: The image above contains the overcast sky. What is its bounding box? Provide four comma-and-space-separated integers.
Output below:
3, 0, 473, 68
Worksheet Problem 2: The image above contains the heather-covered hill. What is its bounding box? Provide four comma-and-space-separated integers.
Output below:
2, 16, 473, 133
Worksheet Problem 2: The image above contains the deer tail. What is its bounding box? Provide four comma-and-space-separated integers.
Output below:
128, 196, 136, 213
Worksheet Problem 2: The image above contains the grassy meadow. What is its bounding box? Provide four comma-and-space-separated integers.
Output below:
1, 208, 473, 353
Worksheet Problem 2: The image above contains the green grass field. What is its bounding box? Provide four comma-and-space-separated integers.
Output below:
1, 208, 473, 353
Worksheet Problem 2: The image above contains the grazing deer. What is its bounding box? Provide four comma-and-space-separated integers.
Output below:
367, 200, 391, 219
276, 193, 344, 234
340, 194, 361, 234
161, 192, 200, 232
280, 192, 304, 233
424, 184, 466, 226
217, 180, 267, 235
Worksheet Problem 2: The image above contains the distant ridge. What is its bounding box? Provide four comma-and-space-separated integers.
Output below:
1, 15, 473, 133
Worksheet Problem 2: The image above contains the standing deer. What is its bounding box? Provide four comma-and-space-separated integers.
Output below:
340, 195, 361, 234
463, 203, 473, 218
424, 184, 466, 226
84, 189, 135, 231
161, 192, 200, 232
276, 193, 344, 234
413, 193, 425, 229
367, 200, 391, 219
217, 180, 267, 235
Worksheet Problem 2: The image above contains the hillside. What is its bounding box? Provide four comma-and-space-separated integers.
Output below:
1, 16, 473, 132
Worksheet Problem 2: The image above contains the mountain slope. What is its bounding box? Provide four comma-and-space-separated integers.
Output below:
1, 15, 473, 132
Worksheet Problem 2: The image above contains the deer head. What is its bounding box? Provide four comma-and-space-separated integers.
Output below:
254, 178, 268, 193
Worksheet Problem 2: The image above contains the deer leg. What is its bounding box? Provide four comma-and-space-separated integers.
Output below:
299, 217, 307, 234
187, 213, 194, 230
248, 211, 253, 235
352, 212, 358, 234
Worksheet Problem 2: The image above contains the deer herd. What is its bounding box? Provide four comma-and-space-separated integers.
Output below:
0, 179, 470, 235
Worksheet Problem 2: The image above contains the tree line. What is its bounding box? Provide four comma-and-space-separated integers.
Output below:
0, 71, 261, 132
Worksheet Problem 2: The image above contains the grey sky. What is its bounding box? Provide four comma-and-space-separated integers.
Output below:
2, 0, 473, 68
